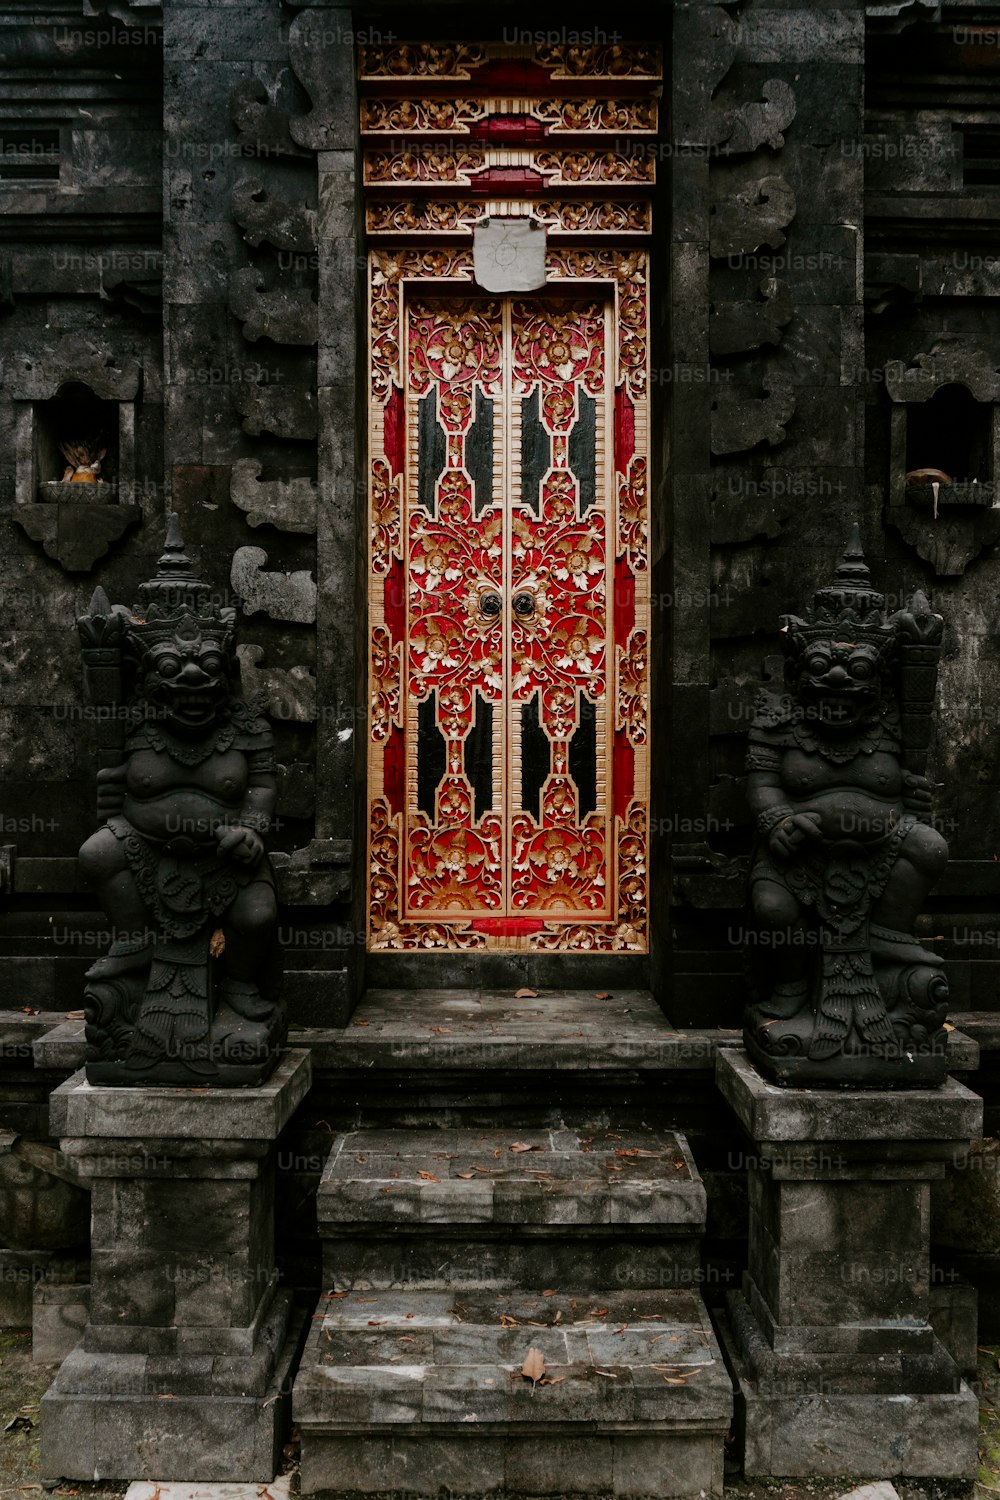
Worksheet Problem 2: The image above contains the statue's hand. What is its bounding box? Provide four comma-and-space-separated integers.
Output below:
768, 810, 822, 860
217, 825, 265, 867
96, 763, 128, 815
902, 772, 933, 814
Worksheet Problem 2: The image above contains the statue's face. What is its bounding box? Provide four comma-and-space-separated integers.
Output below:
144, 634, 229, 734
796, 639, 883, 730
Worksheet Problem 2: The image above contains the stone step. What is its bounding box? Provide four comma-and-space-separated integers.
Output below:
294, 1286, 732, 1498
318, 1126, 706, 1290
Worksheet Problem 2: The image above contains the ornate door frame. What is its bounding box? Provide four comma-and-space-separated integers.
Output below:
366, 245, 651, 956
355, 38, 659, 972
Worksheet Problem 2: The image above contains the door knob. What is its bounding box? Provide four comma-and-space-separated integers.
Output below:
479, 591, 502, 618
512, 592, 535, 618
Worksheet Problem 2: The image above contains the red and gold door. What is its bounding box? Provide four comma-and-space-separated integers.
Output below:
368, 251, 649, 952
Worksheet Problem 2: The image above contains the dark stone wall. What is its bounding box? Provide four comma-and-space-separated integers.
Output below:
667, 0, 868, 1025
0, 6, 163, 1008
1, 0, 1000, 1028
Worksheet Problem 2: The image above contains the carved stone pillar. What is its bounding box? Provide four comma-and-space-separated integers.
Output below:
40, 1050, 311, 1482
715, 1047, 982, 1480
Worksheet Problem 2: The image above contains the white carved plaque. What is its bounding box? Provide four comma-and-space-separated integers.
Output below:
473, 218, 547, 293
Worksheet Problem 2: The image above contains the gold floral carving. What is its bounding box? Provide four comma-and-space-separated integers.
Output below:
617, 628, 648, 747
535, 42, 662, 79
364, 146, 487, 187
358, 40, 661, 83
361, 98, 489, 133
531, 98, 658, 133
368, 798, 488, 949
359, 43, 487, 80
532, 200, 652, 235
535, 149, 655, 186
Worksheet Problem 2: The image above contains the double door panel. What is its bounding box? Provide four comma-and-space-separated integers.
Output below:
403, 293, 614, 925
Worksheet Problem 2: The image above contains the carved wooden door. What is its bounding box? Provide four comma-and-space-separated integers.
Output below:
368, 254, 650, 954
405, 291, 613, 919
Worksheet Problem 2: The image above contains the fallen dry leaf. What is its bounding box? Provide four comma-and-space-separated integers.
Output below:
513, 987, 539, 998
65, 1010, 85, 1020
417, 1171, 438, 1181
500, 1314, 520, 1327
539, 1375, 566, 1386
595, 991, 611, 999
521, 1347, 546, 1383
509, 1142, 542, 1153
209, 928, 226, 958
542, 1289, 557, 1297
456, 1171, 476, 1180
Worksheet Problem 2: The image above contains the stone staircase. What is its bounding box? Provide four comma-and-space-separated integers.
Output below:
293, 1121, 732, 1497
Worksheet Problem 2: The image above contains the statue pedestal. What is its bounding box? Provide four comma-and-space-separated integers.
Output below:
40, 1049, 312, 1483
715, 1047, 982, 1480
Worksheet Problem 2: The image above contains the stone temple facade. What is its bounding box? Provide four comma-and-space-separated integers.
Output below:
2, 0, 1000, 1490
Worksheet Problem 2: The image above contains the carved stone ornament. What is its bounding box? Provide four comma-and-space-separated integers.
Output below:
76, 515, 285, 1085
742, 525, 950, 1087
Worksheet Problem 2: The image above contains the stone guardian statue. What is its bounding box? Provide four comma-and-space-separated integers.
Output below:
743, 525, 950, 1086
76, 515, 285, 1084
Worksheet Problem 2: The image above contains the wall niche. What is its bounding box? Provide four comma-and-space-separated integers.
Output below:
10, 340, 143, 572
34, 382, 120, 502
885, 339, 1000, 576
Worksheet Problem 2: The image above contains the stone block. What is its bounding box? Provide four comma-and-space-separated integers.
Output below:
723, 1302, 977, 1478
50, 1049, 311, 1140
295, 1284, 731, 1496
0, 1134, 90, 1251
0, 1248, 52, 1325
317, 1126, 706, 1233
504, 1435, 613, 1493
87, 1247, 176, 1327
929, 1275, 978, 1377
299, 1434, 505, 1497
31, 1021, 87, 1072
42, 1302, 302, 1482
717, 1047, 982, 1146
32, 1280, 90, 1364
612, 1434, 724, 1497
